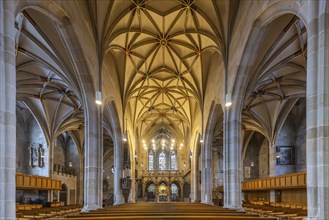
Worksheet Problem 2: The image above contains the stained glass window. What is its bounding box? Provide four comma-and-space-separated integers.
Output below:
171, 183, 178, 195
148, 184, 155, 192
170, 153, 177, 170
159, 151, 166, 170
148, 150, 154, 170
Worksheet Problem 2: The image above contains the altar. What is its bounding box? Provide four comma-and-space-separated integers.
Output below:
159, 194, 168, 202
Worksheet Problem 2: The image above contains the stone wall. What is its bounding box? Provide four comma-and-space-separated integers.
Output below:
16, 108, 29, 174
293, 99, 306, 172
243, 132, 266, 180
65, 137, 80, 176
103, 153, 115, 198
52, 173, 77, 205
16, 108, 48, 177
213, 151, 223, 187
16, 190, 48, 204
258, 140, 269, 178
274, 114, 297, 175
295, 118, 306, 172
52, 133, 80, 204
274, 100, 306, 175
54, 136, 66, 166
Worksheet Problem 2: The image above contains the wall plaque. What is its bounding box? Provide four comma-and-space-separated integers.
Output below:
28, 143, 44, 167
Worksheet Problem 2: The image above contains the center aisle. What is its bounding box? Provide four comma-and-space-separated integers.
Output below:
62, 202, 277, 220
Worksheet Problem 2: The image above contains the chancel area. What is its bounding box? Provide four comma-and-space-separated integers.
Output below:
1, 0, 329, 219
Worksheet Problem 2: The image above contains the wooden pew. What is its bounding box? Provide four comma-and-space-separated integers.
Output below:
62, 217, 277, 220
66, 213, 261, 218
16, 205, 82, 219
62, 203, 277, 220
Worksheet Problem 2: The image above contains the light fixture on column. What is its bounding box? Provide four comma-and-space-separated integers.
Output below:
276, 146, 281, 159
199, 134, 204, 143
95, 91, 102, 105
184, 161, 186, 167
122, 117, 127, 142
225, 93, 232, 107
122, 133, 127, 142
68, 161, 73, 167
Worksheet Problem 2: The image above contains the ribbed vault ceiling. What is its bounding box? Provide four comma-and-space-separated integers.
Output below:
13, 1, 307, 157
105, 0, 221, 139
242, 15, 306, 142
16, 9, 84, 144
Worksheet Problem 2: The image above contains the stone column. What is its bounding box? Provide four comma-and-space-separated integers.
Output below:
78, 157, 84, 204
48, 138, 54, 203
306, 1, 329, 219
267, 142, 276, 203
97, 107, 103, 208
54, 12, 104, 210
82, 104, 102, 211
0, 1, 16, 219
190, 152, 198, 202
268, 141, 275, 177
48, 140, 56, 177
180, 183, 184, 201
223, 109, 242, 209
48, 139, 55, 203
113, 136, 124, 204
129, 158, 136, 203
201, 140, 213, 204
212, 149, 219, 188
113, 141, 124, 205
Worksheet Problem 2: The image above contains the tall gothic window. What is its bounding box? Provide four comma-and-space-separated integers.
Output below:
171, 183, 178, 195
170, 152, 177, 170
159, 151, 166, 170
148, 150, 154, 170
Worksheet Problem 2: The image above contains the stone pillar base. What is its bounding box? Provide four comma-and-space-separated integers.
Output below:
113, 197, 125, 206
224, 205, 243, 210
81, 204, 101, 212
201, 195, 213, 205
201, 201, 214, 205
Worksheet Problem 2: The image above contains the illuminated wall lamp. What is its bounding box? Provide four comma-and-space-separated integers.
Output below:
95, 91, 102, 105
199, 135, 204, 143
225, 93, 232, 107
122, 133, 127, 142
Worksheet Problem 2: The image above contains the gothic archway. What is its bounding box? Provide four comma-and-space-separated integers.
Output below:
59, 184, 68, 205
145, 181, 156, 202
